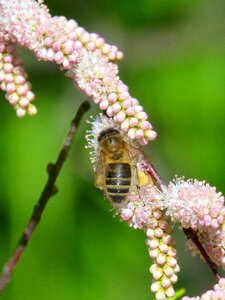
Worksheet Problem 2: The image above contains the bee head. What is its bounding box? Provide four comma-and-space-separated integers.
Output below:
98, 128, 123, 153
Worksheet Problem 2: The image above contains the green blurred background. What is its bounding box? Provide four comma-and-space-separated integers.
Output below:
0, 0, 225, 299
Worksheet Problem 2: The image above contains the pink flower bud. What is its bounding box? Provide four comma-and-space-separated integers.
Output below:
53, 41, 62, 51
108, 92, 117, 103
62, 57, 70, 69
102, 44, 111, 54
134, 105, 143, 113
6, 82, 16, 93
122, 99, 132, 108
149, 264, 157, 274
170, 274, 178, 284
99, 100, 109, 110
154, 210, 163, 219
151, 281, 161, 293
106, 106, 113, 117
74, 40, 82, 50
139, 120, 152, 130
129, 118, 138, 127
114, 111, 126, 123
119, 91, 129, 100
16, 107, 26, 118
155, 290, 166, 300
153, 269, 163, 280
163, 266, 174, 277
130, 98, 138, 105
4, 63, 13, 73
166, 257, 177, 267
87, 42, 96, 51
137, 111, 148, 120
211, 219, 219, 229
120, 208, 133, 221
116, 51, 124, 60
68, 53, 78, 64
156, 253, 166, 265
127, 128, 136, 139
26, 91, 35, 101
76, 27, 85, 36
55, 51, 64, 64
19, 97, 29, 108
118, 83, 128, 93
149, 238, 159, 249
154, 228, 164, 238
126, 107, 135, 115
108, 51, 117, 60
112, 103, 121, 114
5, 73, 14, 83
4, 54, 14, 63
7, 92, 19, 104
135, 129, 144, 139
81, 32, 90, 44
27, 104, 37, 116
120, 119, 129, 132
90, 33, 99, 41
17, 85, 27, 96
44, 37, 53, 47
159, 244, 168, 253
15, 75, 26, 84
204, 215, 212, 226
146, 228, 155, 238
96, 37, 105, 47
149, 249, 159, 258
63, 40, 74, 54
161, 277, 171, 288
145, 129, 157, 140
165, 287, 175, 298
47, 48, 55, 61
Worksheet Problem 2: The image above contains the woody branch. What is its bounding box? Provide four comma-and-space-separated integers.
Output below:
0, 100, 90, 293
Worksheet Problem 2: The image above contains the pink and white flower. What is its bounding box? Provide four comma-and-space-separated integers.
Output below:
0, 0, 156, 143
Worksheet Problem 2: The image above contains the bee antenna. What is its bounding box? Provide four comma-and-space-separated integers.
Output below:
86, 115, 96, 124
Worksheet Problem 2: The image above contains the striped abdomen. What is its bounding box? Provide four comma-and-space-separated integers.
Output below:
105, 163, 131, 204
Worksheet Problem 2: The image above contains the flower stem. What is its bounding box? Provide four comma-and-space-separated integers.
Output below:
183, 227, 221, 281
0, 100, 90, 293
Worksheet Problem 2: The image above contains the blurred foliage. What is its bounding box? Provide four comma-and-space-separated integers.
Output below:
0, 0, 225, 299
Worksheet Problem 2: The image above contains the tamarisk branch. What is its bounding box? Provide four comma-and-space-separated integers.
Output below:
0, 100, 90, 293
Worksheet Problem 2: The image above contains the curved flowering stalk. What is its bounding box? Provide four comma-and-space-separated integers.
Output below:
146, 211, 179, 300
86, 114, 225, 300
0, 41, 36, 117
163, 178, 225, 272
0, 0, 157, 144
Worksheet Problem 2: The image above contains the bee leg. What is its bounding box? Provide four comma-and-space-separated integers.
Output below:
130, 165, 139, 195
138, 170, 152, 187
95, 175, 105, 189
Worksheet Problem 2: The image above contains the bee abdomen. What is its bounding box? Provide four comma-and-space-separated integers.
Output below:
106, 163, 131, 204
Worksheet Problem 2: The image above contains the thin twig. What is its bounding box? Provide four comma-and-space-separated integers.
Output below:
183, 227, 221, 281
0, 100, 90, 293
145, 163, 221, 282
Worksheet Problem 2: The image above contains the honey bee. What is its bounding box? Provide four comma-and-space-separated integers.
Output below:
94, 127, 150, 206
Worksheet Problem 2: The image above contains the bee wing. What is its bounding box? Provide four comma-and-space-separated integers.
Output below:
124, 141, 152, 188
94, 152, 106, 189
125, 142, 144, 163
